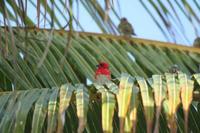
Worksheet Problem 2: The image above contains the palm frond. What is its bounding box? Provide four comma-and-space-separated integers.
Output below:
0, 28, 200, 90
0, 73, 199, 132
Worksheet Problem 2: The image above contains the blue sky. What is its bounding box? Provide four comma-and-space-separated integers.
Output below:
78, 0, 198, 46
0, 0, 198, 46
80, 0, 166, 41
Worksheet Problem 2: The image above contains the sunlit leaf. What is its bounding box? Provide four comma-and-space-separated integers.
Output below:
100, 89, 115, 133
136, 77, 154, 133
32, 89, 49, 133
47, 87, 59, 133
178, 73, 194, 132
75, 84, 89, 133
165, 73, 181, 133
125, 85, 139, 133
117, 73, 133, 132
57, 84, 74, 133
152, 75, 166, 133
194, 73, 200, 85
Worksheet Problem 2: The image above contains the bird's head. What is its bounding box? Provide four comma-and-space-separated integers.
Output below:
169, 64, 180, 74
194, 37, 200, 43
120, 17, 127, 22
195, 37, 200, 40
193, 37, 200, 47
97, 62, 109, 69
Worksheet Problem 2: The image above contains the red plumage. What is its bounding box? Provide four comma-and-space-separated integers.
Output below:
95, 62, 111, 80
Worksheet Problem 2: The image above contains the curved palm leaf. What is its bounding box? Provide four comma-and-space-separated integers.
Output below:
0, 73, 199, 132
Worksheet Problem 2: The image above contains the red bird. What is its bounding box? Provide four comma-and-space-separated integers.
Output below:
95, 62, 111, 81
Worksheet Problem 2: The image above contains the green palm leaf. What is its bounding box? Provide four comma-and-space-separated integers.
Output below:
47, 87, 59, 133
75, 84, 89, 133
152, 75, 167, 133
57, 84, 74, 133
14, 90, 41, 132
125, 85, 139, 133
100, 89, 115, 133
117, 73, 133, 133
136, 77, 154, 133
32, 89, 49, 133
194, 73, 200, 86
165, 73, 181, 133
178, 73, 194, 132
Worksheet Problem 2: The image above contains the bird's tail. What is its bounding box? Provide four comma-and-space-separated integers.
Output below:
132, 32, 137, 36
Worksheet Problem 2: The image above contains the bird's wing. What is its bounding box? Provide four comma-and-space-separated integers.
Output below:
127, 23, 136, 35
118, 23, 123, 33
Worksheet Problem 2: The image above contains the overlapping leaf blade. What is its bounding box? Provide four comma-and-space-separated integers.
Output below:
31, 89, 49, 133
117, 73, 133, 133
75, 84, 89, 133
165, 73, 181, 133
194, 73, 200, 86
0, 92, 26, 133
136, 77, 154, 133
14, 90, 41, 132
57, 84, 74, 133
100, 89, 116, 133
178, 73, 194, 132
125, 85, 139, 133
47, 87, 59, 133
152, 75, 166, 133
